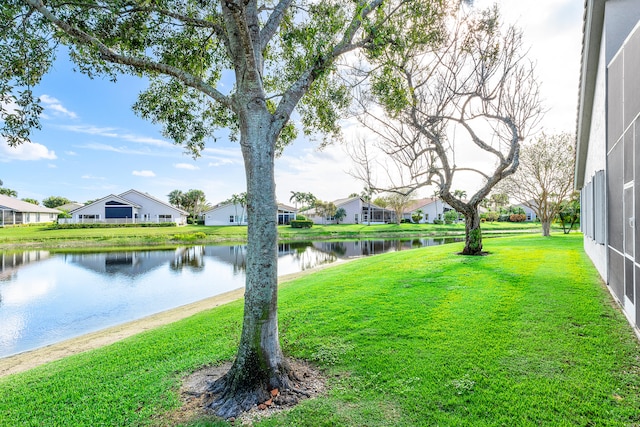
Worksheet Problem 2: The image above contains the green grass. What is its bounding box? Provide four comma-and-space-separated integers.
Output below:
0, 222, 547, 249
1, 233, 637, 426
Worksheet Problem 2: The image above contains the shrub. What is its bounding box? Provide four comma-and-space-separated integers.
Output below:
295, 215, 307, 221
484, 211, 500, 222
509, 214, 527, 222
52, 222, 177, 229
433, 219, 444, 225
444, 210, 459, 224
173, 231, 207, 241
291, 220, 313, 228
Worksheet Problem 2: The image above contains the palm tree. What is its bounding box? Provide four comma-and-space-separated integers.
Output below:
303, 192, 317, 210
183, 189, 207, 221
490, 193, 510, 211
168, 190, 185, 210
289, 191, 304, 211
361, 187, 374, 225
432, 190, 442, 222
0, 188, 17, 197
230, 192, 247, 225
453, 189, 467, 200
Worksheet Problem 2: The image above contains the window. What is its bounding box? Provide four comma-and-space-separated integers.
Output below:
229, 215, 235, 223
582, 170, 605, 245
159, 214, 172, 222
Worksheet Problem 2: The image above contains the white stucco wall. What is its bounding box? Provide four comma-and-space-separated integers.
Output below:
582, 36, 608, 280
205, 204, 247, 226
340, 199, 363, 224
72, 201, 111, 220
120, 190, 185, 224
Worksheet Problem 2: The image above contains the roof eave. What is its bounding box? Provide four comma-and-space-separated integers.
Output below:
575, 0, 606, 190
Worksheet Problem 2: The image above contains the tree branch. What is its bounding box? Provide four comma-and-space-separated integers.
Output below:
260, 0, 294, 52
271, 0, 384, 136
23, 0, 232, 109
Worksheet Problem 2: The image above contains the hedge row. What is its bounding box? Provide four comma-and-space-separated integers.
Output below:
51, 222, 178, 229
290, 219, 313, 228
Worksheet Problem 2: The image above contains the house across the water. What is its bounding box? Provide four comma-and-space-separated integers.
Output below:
62, 189, 188, 226
204, 202, 297, 226
0, 194, 61, 226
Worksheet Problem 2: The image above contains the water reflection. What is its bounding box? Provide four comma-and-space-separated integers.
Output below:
0, 237, 459, 357
0, 251, 52, 283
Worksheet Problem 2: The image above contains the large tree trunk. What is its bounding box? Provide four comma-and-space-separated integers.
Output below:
461, 208, 483, 255
541, 220, 551, 237
208, 113, 294, 419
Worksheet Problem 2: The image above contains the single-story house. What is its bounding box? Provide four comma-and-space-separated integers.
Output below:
305, 197, 395, 225
575, 0, 640, 334
204, 202, 297, 226
63, 189, 188, 225
514, 203, 538, 222
403, 198, 453, 223
0, 194, 61, 226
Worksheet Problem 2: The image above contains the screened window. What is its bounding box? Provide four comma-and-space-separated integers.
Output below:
582, 170, 605, 245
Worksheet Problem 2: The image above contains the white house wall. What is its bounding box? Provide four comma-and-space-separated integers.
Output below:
205, 204, 247, 226
583, 35, 608, 280
308, 199, 362, 225
341, 199, 363, 224
72, 203, 109, 220
119, 190, 186, 224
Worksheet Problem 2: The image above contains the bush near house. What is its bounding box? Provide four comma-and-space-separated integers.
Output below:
444, 210, 459, 224
51, 222, 177, 229
290, 219, 313, 228
482, 211, 500, 222
509, 213, 527, 222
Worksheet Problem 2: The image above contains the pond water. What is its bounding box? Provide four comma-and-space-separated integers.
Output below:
0, 237, 460, 358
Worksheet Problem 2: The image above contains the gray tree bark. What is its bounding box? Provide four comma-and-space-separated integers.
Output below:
209, 107, 296, 418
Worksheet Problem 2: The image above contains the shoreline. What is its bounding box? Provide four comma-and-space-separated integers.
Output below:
0, 261, 348, 378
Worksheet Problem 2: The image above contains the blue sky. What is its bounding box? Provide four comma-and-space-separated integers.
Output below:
0, 0, 584, 207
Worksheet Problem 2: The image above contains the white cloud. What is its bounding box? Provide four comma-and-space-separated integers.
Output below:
119, 133, 174, 148
40, 94, 78, 119
79, 142, 170, 157
59, 124, 119, 136
59, 124, 174, 148
208, 158, 235, 167
174, 163, 200, 170
201, 146, 243, 165
0, 138, 57, 162
81, 174, 106, 180
65, 150, 78, 156
132, 170, 156, 177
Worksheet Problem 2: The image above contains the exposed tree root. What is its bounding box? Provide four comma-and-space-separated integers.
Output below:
175, 359, 325, 423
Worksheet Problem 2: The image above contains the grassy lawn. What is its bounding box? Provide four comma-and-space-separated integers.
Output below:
2, 233, 637, 426
0, 222, 547, 249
